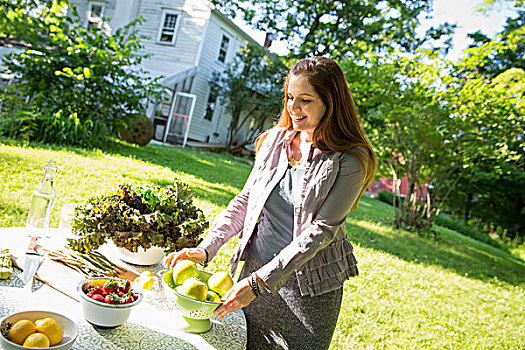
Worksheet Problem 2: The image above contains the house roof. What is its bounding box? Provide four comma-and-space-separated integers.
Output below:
139, 58, 197, 89
210, 9, 261, 48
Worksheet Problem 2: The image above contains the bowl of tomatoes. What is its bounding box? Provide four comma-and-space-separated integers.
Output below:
77, 277, 143, 328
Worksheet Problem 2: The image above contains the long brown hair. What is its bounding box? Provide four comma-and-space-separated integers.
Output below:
255, 56, 377, 209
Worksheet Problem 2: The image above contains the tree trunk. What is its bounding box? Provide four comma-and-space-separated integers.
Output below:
464, 192, 472, 224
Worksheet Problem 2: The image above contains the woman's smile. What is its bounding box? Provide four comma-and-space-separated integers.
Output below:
286, 74, 326, 138
291, 114, 307, 121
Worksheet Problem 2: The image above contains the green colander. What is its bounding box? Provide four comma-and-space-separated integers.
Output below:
160, 270, 221, 333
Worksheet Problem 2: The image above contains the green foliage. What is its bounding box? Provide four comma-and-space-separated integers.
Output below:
0, 108, 107, 148
475, 0, 524, 14
212, 0, 456, 59
0, 1, 163, 147
211, 43, 287, 152
377, 190, 394, 206
433, 213, 505, 249
343, 30, 523, 236
376, 189, 505, 250
69, 181, 209, 254
468, 11, 525, 77
441, 12, 525, 239
343, 51, 460, 232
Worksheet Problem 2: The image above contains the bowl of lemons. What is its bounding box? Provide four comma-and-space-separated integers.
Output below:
0, 310, 77, 350
161, 260, 234, 333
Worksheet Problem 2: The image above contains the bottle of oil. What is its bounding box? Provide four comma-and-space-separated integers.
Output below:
27, 160, 57, 238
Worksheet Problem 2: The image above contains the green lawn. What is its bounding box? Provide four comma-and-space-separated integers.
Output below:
2, 138, 524, 349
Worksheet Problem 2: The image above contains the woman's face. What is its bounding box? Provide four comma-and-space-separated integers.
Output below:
286, 74, 326, 140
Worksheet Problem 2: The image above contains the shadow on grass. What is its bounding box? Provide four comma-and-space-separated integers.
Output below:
155, 178, 240, 209
103, 141, 252, 207
347, 220, 525, 287
2, 138, 252, 209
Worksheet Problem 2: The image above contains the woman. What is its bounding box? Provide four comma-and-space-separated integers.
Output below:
165, 56, 377, 349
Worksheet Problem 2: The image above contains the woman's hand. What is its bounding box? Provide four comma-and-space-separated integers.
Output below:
163, 247, 206, 269
214, 277, 256, 320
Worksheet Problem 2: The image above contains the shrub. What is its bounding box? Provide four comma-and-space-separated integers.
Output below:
0, 3, 163, 146
376, 190, 505, 249
378, 190, 395, 205
433, 213, 505, 249
0, 109, 107, 148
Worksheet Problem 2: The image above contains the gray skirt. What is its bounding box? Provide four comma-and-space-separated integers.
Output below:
239, 252, 343, 350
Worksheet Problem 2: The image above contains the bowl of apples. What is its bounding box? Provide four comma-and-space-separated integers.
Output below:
160, 260, 233, 333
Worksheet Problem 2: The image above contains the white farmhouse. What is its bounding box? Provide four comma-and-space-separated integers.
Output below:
69, 0, 274, 148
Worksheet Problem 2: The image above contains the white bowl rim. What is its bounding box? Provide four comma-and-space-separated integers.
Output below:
77, 277, 143, 309
0, 310, 78, 349
160, 269, 222, 305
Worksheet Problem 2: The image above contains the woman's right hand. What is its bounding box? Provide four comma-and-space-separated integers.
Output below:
163, 247, 207, 269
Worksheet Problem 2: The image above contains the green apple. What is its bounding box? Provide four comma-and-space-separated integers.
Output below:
206, 290, 222, 303
177, 277, 208, 301
172, 260, 199, 285
207, 271, 234, 297
163, 269, 176, 289
198, 270, 213, 284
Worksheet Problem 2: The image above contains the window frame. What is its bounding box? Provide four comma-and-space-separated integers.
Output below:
204, 88, 218, 121
156, 10, 181, 45
87, 1, 105, 29
217, 34, 230, 63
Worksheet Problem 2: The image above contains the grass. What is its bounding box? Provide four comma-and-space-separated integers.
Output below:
1, 137, 524, 349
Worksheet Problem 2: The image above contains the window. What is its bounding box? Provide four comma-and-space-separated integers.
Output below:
204, 89, 218, 121
217, 35, 230, 63
87, 2, 105, 29
157, 11, 180, 44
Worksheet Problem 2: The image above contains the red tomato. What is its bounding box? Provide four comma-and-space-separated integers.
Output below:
121, 295, 134, 304
103, 280, 119, 294
86, 292, 94, 298
91, 294, 105, 303
119, 280, 131, 293
90, 287, 104, 295
116, 291, 124, 297
104, 294, 120, 304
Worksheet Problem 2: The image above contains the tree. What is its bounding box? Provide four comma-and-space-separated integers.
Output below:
467, 11, 525, 77
0, 1, 163, 147
211, 43, 288, 153
212, 0, 456, 60
343, 37, 522, 234
442, 12, 525, 239
475, 0, 524, 14
0, 0, 54, 43
344, 52, 460, 233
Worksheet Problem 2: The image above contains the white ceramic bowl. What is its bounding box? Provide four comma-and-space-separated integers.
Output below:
77, 277, 143, 328
0, 310, 78, 350
116, 245, 165, 266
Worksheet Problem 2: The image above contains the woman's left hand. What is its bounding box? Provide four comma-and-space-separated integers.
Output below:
214, 277, 256, 320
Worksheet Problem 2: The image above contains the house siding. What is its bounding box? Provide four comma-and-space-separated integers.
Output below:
67, 0, 265, 145
69, 0, 117, 33
190, 11, 256, 144
134, 0, 210, 65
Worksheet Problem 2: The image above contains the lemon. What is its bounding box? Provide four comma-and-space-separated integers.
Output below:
22, 332, 50, 348
35, 317, 63, 346
7, 319, 36, 345
140, 270, 154, 279
134, 270, 154, 290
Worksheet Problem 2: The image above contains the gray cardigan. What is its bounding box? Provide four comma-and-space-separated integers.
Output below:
198, 127, 365, 296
